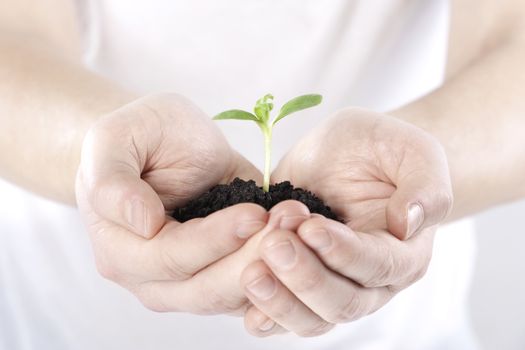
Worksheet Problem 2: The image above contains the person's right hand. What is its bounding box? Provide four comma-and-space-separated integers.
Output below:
75, 93, 267, 313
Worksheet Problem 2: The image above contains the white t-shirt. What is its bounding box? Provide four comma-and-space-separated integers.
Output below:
0, 0, 479, 349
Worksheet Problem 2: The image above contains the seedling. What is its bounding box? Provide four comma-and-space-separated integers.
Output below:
213, 93, 322, 192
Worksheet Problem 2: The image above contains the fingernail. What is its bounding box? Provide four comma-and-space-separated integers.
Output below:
259, 319, 275, 332
246, 275, 276, 300
302, 229, 332, 251
406, 203, 424, 238
310, 213, 325, 219
236, 220, 266, 238
264, 240, 296, 269
279, 215, 308, 231
126, 198, 147, 236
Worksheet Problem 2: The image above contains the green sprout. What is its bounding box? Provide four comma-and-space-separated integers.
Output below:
213, 93, 322, 192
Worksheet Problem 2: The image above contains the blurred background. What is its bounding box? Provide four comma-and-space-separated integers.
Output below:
470, 199, 525, 349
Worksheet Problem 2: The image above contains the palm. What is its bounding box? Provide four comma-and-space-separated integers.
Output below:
77, 94, 262, 240
240, 109, 453, 336
76, 94, 269, 309
123, 95, 262, 211
272, 108, 444, 233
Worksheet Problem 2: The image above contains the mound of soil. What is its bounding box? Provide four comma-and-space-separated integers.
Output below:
172, 177, 340, 222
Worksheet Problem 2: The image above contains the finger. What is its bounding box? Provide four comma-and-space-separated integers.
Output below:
241, 260, 335, 337
386, 131, 453, 240
267, 199, 311, 231
79, 116, 165, 239
298, 217, 435, 288
84, 201, 267, 285
244, 305, 288, 337
145, 199, 313, 314
152, 203, 268, 280
258, 230, 393, 324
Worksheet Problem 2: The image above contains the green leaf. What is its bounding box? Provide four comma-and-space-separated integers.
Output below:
273, 94, 322, 126
213, 109, 259, 122
253, 94, 274, 123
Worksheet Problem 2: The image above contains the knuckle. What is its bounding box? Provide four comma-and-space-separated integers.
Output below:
200, 287, 241, 315
227, 300, 252, 317
246, 319, 281, 338
93, 253, 123, 282
406, 254, 432, 285
245, 325, 266, 338
160, 246, 193, 281
411, 265, 429, 284
198, 219, 238, 252
95, 260, 117, 281
294, 268, 326, 293
329, 293, 363, 323
296, 322, 334, 338
331, 243, 363, 273
270, 296, 299, 320
137, 294, 168, 313
199, 292, 219, 314
362, 247, 396, 288
134, 286, 172, 313
393, 257, 414, 285
205, 294, 229, 314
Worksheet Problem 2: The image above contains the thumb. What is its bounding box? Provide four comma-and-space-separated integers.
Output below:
386, 147, 453, 241
78, 125, 165, 239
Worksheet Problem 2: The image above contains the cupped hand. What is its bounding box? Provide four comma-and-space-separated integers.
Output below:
75, 93, 268, 313
239, 108, 453, 336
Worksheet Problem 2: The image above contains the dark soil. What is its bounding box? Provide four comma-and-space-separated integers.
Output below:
172, 177, 340, 222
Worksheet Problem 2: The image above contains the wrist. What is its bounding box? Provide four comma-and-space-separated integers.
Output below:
387, 98, 437, 134
67, 91, 137, 205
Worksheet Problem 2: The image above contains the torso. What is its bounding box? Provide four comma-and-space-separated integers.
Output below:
0, 1, 479, 349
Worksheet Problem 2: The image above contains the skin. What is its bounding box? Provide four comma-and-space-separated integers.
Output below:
240, 111, 451, 335
1, 0, 525, 339
240, 0, 525, 336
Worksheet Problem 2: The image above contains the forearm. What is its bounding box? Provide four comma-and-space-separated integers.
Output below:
0, 33, 134, 205
390, 38, 525, 220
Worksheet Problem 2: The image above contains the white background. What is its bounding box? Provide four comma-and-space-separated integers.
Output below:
470, 199, 525, 349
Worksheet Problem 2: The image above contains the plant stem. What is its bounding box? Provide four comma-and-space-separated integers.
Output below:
262, 125, 272, 192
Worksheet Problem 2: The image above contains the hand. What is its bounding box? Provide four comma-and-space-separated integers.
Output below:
238, 108, 453, 336
147, 200, 315, 315
75, 93, 268, 313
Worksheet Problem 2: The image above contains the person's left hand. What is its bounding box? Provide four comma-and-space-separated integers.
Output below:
238, 108, 453, 337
